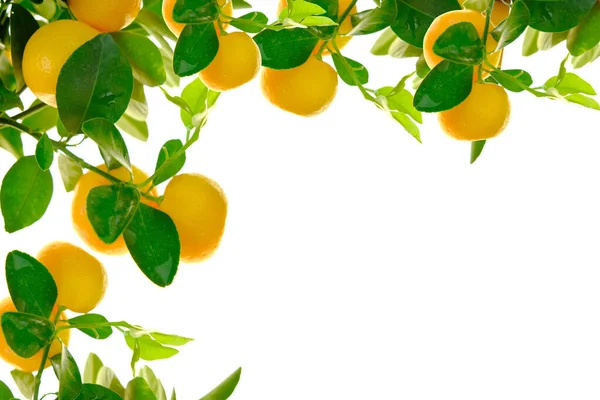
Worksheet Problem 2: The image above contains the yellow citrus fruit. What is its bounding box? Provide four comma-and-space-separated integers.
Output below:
0, 297, 70, 372
162, 0, 233, 37
438, 83, 511, 141
199, 32, 261, 91
69, 0, 142, 32
423, 9, 502, 79
490, 1, 510, 27
160, 174, 227, 263
72, 165, 158, 256
22, 20, 99, 107
37, 242, 107, 314
278, 0, 357, 55
261, 56, 338, 117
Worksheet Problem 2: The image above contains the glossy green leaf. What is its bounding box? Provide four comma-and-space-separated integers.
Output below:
0, 80, 23, 111
123, 204, 180, 287
229, 11, 268, 33
0, 381, 13, 399
523, 0, 595, 32
112, 32, 166, 87
69, 314, 113, 340
51, 345, 83, 400
100, 147, 122, 171
486, 69, 533, 93
0, 127, 24, 158
348, 0, 397, 36
124, 333, 179, 361
279, 0, 326, 20
58, 155, 83, 193
11, 370, 34, 400
173, 23, 219, 76
199, 367, 242, 400
567, 2, 600, 56
399, 0, 460, 18
565, 94, 600, 111
1, 156, 53, 233
253, 28, 318, 69
153, 140, 186, 186
433, 22, 483, 65
470, 140, 486, 164
57, 34, 133, 133
232, 0, 252, 9
139, 366, 167, 400
22, 102, 59, 132
413, 60, 473, 112
391, 2, 434, 48
77, 384, 124, 400
10, 4, 39, 90
82, 118, 131, 172
97, 367, 126, 397
125, 377, 157, 400
117, 115, 149, 142
544, 72, 596, 96
493, 0, 530, 50
87, 184, 141, 244
172, 0, 219, 24
331, 54, 368, 86
180, 78, 220, 129
371, 28, 398, 55
83, 353, 104, 384
35, 133, 54, 171
1, 312, 55, 358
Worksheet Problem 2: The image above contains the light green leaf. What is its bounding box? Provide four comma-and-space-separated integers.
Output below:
83, 353, 104, 384
11, 370, 34, 400
199, 367, 242, 400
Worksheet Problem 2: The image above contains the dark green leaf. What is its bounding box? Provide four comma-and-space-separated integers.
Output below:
348, 0, 397, 36
180, 78, 220, 129
567, 2, 600, 56
1, 312, 55, 358
1, 156, 53, 233
0, 381, 13, 399
398, 0, 461, 18
87, 184, 141, 244
10, 4, 39, 90
544, 72, 596, 96
253, 28, 318, 70
0, 80, 23, 111
232, 0, 252, 9
173, 23, 219, 76
96, 367, 125, 397
470, 140, 486, 164
124, 333, 179, 361
22, 102, 59, 132
331, 54, 368, 86
153, 140, 186, 186
486, 69, 533, 93
391, 2, 433, 48
125, 377, 157, 400
117, 115, 149, 142
77, 384, 123, 400
58, 155, 83, 193
123, 204, 180, 287
82, 118, 131, 172
83, 353, 104, 384
172, 0, 219, 24
229, 11, 268, 33
57, 34, 133, 133
112, 32, 166, 87
35, 133, 53, 171
523, 0, 595, 32
433, 22, 483, 65
69, 314, 113, 340
10, 370, 34, 400
51, 345, 82, 400
565, 94, 600, 111
413, 60, 473, 112
199, 367, 242, 400
100, 147, 122, 171
139, 366, 167, 400
0, 53, 17, 92
0, 127, 24, 158
492, 0, 530, 50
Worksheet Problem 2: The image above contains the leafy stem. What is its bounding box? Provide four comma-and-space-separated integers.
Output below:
330, 39, 374, 101
479, 0, 495, 82
33, 308, 63, 400
483, 61, 547, 97
316, 0, 358, 57
12, 102, 48, 121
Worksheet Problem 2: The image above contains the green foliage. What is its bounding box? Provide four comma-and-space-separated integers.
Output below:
433, 22, 484, 65
332, 54, 368, 86
1, 312, 55, 358
87, 184, 141, 245
154, 140, 187, 186
172, 0, 219, 24
413, 61, 474, 112
174, 23, 219, 76
348, 0, 396, 36
9, 3, 39, 90
492, 0, 529, 50
34, 133, 53, 171
51, 345, 83, 400
523, 0, 595, 32
198, 368, 242, 400
10, 370, 35, 400
254, 28, 319, 69
69, 314, 114, 340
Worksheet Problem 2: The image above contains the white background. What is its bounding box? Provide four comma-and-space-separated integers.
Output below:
2, 1, 600, 399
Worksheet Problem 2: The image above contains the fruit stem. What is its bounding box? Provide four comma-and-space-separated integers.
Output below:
479, 0, 495, 82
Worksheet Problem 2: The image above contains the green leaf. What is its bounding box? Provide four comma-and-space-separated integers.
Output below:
153, 140, 186, 186
0, 127, 24, 158
139, 366, 167, 400
83, 353, 104, 384
82, 118, 131, 172
391, 112, 421, 142
348, 0, 397, 36
173, 23, 219, 76
492, 0, 530, 50
22, 102, 59, 132
521, 27, 539, 56
199, 367, 242, 400
124, 333, 179, 361
232, 0, 252, 9
279, 0, 326, 20
125, 81, 149, 122
149, 332, 193, 346
486, 69, 533, 93
376, 87, 422, 123
391, 2, 434, 48
51, 345, 83, 400
87, 184, 141, 245
10, 4, 39, 90
433, 22, 483, 65
5, 250, 57, 318
112, 32, 166, 87
544, 72, 597, 96
1, 312, 55, 358
565, 94, 600, 111
180, 78, 220, 129
537, 30, 568, 51
77, 384, 123, 400
331, 54, 368, 86
462, 0, 488, 12
470, 140, 486, 164
523, 0, 595, 32
11, 370, 34, 400
0, 381, 13, 399
58, 155, 83, 193
125, 377, 157, 400
1, 156, 53, 233
171, 389, 177, 400
571, 43, 600, 69
413, 60, 473, 112
0, 80, 23, 111
400, 0, 461, 18
567, 2, 600, 57
117, 115, 149, 142
57, 34, 133, 133
123, 204, 180, 287
300, 16, 337, 26
371, 28, 398, 55
69, 314, 113, 340
35, 133, 54, 171
253, 28, 319, 70
96, 367, 126, 397
229, 11, 268, 33
172, 0, 219, 24
100, 147, 123, 171
0, 53, 17, 92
